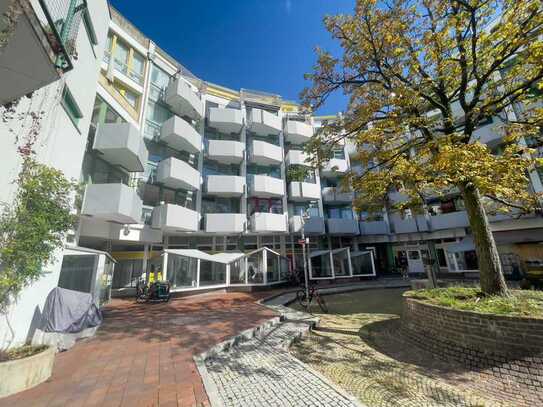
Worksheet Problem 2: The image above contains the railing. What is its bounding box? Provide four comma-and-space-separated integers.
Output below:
38, 0, 87, 72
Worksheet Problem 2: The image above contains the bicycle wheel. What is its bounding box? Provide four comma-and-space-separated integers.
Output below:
316, 294, 329, 313
296, 290, 309, 309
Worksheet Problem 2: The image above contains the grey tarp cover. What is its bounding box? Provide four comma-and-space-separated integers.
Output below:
40, 287, 102, 333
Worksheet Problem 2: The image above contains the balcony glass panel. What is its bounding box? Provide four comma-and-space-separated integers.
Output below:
167, 255, 197, 289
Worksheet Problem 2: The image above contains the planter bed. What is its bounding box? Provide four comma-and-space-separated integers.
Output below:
0, 346, 55, 398
402, 292, 543, 407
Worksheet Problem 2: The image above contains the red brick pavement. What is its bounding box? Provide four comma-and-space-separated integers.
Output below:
2, 291, 278, 407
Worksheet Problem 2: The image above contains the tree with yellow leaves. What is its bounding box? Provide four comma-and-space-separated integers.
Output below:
303, 0, 543, 296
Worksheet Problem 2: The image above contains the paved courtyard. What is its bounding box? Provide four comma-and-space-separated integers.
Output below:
203, 320, 361, 407
1, 292, 277, 407
290, 288, 505, 407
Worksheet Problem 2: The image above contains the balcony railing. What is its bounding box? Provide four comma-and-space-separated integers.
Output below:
38, 0, 87, 71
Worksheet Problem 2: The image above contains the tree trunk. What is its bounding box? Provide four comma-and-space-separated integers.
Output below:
460, 183, 509, 296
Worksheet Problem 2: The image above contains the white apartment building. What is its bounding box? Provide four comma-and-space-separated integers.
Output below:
1, 3, 542, 348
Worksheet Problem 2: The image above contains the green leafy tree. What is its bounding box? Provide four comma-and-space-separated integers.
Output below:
303, 0, 543, 296
0, 158, 76, 313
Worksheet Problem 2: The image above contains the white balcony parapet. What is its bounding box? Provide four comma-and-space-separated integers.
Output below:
206, 175, 245, 197
321, 187, 354, 203
208, 107, 244, 134
156, 158, 200, 191
249, 140, 283, 165
360, 220, 389, 235
321, 159, 349, 177
326, 219, 360, 235
0, 0, 77, 104
289, 216, 325, 235
248, 175, 285, 198
165, 77, 204, 121
207, 139, 245, 164
393, 216, 429, 234
93, 123, 148, 172
285, 120, 313, 144
288, 182, 321, 201
81, 183, 142, 224
248, 108, 282, 136
250, 213, 287, 233
159, 115, 202, 154
205, 214, 246, 233
152, 204, 199, 232
430, 211, 470, 230
285, 150, 310, 167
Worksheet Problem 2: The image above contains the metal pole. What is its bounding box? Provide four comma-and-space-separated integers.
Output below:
301, 210, 309, 301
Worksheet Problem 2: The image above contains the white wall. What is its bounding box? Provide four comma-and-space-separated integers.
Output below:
0, 0, 110, 349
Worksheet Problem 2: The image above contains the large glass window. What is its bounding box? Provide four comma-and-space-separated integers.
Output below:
199, 260, 226, 286
247, 251, 264, 284
201, 197, 240, 214
326, 206, 354, 219
310, 253, 333, 278
230, 259, 246, 284
248, 198, 283, 215
351, 252, 374, 276
167, 255, 197, 289
332, 250, 350, 277
58, 255, 97, 293
112, 259, 143, 288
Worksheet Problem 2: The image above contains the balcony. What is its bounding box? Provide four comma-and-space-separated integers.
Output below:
205, 214, 246, 233
250, 213, 287, 233
249, 140, 282, 165
208, 107, 244, 134
289, 216, 325, 235
472, 120, 502, 147
92, 123, 148, 172
288, 182, 320, 201
207, 139, 245, 164
360, 221, 389, 235
393, 216, 429, 234
285, 121, 313, 144
321, 159, 349, 177
248, 175, 284, 198
159, 115, 202, 154
156, 158, 200, 191
326, 219, 360, 236
430, 211, 469, 230
165, 77, 204, 121
81, 183, 142, 224
321, 187, 354, 203
0, 0, 83, 104
152, 204, 199, 232
205, 175, 245, 197
248, 108, 282, 136
285, 150, 310, 167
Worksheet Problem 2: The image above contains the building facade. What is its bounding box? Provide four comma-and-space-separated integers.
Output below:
1, 3, 542, 347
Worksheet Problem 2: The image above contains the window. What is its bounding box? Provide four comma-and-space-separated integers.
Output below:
58, 255, 96, 293
62, 87, 83, 127
130, 53, 145, 84
332, 149, 345, 159
91, 96, 124, 125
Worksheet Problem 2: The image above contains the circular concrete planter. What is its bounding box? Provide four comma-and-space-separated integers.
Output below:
402, 296, 543, 406
0, 346, 55, 398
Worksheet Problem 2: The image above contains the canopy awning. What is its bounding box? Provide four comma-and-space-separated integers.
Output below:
164, 249, 245, 264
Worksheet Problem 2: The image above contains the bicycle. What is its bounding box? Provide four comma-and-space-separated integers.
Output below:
296, 285, 328, 313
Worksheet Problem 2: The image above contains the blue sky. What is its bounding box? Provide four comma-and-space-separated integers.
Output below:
109, 0, 355, 114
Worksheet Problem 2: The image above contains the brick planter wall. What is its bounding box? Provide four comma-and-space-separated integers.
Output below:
402, 296, 543, 406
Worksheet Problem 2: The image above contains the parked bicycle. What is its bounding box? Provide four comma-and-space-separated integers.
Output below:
136, 279, 171, 303
296, 285, 328, 313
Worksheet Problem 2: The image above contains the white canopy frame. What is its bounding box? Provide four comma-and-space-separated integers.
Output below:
162, 247, 289, 292
308, 247, 376, 279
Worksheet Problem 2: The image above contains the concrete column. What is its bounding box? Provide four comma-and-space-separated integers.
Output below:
142, 244, 149, 283
240, 101, 248, 221
279, 110, 288, 228
280, 235, 286, 257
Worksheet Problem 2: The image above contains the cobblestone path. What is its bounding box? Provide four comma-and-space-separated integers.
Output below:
291, 311, 499, 407
204, 321, 362, 407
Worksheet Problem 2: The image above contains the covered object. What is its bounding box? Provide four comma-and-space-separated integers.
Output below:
40, 287, 103, 334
